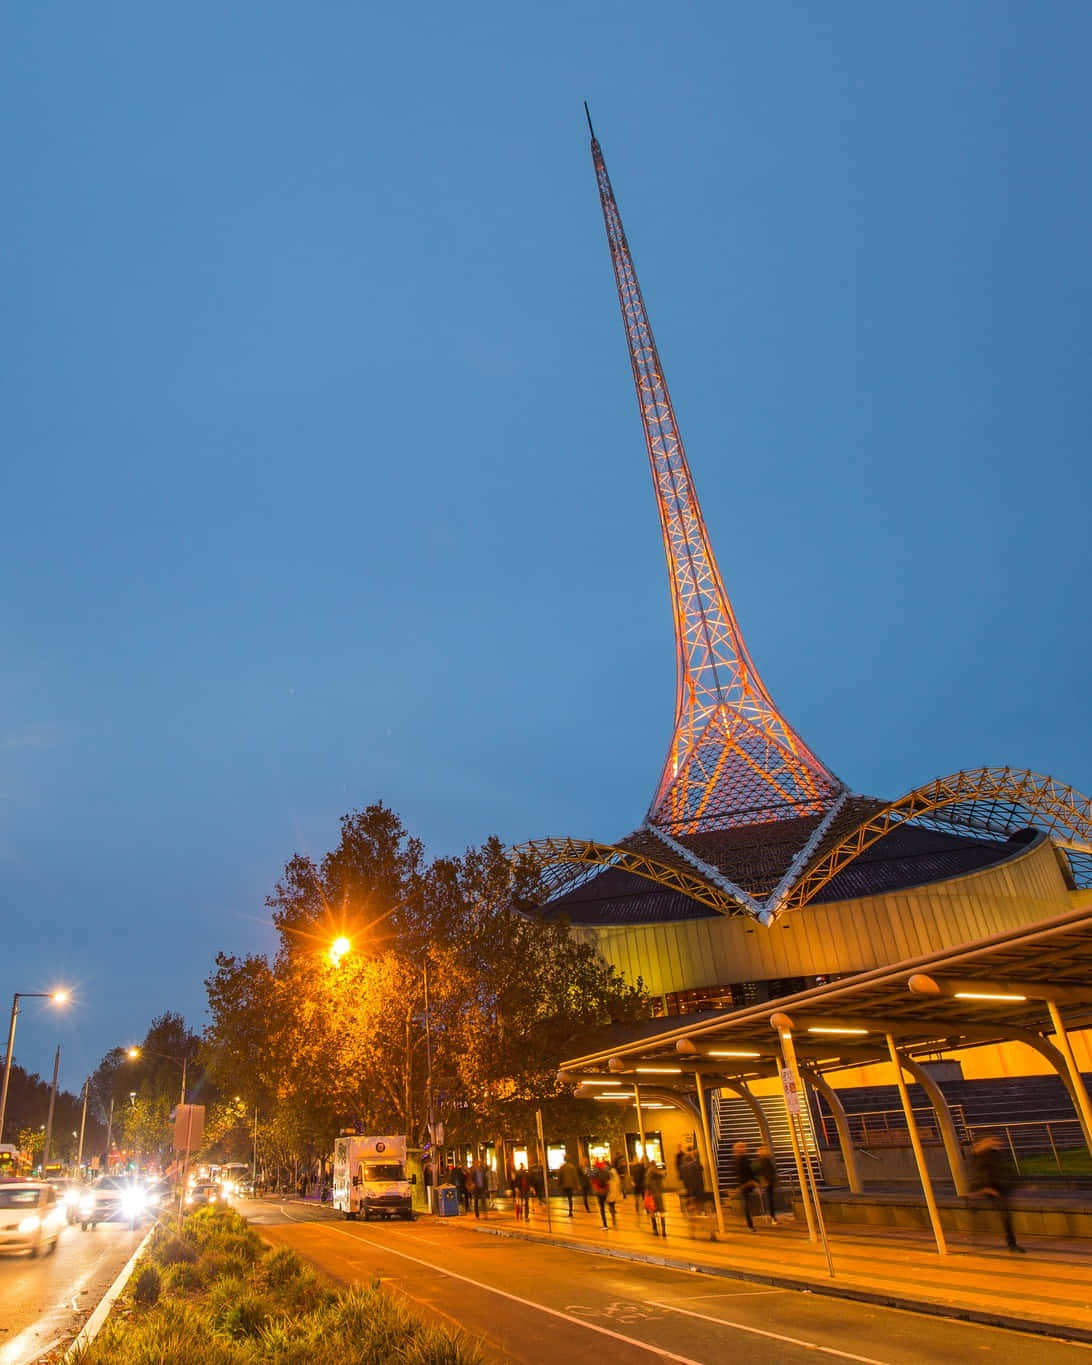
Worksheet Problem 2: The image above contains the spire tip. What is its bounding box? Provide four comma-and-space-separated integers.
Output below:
583, 101, 596, 140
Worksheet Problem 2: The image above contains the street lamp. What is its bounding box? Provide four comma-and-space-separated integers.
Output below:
327, 936, 437, 1169
0, 990, 69, 1145
127, 1047, 189, 1106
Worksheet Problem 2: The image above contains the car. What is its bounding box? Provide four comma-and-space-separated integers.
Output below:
78, 1175, 151, 1229
0, 1180, 65, 1256
184, 1182, 224, 1209
50, 1178, 88, 1224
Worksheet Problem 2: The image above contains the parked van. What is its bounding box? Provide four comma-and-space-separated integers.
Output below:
332, 1135, 414, 1221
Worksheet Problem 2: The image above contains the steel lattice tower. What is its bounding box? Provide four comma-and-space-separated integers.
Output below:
516, 116, 1092, 926
587, 109, 845, 835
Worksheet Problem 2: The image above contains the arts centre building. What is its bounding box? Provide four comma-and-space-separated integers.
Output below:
515, 120, 1092, 1234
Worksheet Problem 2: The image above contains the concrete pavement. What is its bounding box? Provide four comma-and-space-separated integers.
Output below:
468, 1195, 1092, 1343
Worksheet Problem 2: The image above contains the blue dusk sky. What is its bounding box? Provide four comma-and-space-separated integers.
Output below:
3, 3, 1090, 1092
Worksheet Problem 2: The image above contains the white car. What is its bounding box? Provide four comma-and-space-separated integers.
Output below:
0, 1180, 64, 1256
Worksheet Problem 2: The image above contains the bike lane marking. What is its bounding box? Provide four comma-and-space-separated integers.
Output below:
278, 1210, 890, 1364
645, 1299, 889, 1365
319, 1220, 706, 1363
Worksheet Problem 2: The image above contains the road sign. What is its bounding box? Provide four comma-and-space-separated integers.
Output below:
780, 1066, 801, 1115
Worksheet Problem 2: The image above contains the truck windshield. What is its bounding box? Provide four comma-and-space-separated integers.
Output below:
362, 1163, 403, 1182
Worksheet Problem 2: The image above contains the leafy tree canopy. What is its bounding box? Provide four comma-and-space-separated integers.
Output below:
203, 803, 648, 1160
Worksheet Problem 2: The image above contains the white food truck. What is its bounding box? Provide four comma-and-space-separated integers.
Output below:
332, 1134, 415, 1221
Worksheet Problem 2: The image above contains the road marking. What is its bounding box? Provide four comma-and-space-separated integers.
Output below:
318, 1222, 708, 1362
645, 1299, 891, 1364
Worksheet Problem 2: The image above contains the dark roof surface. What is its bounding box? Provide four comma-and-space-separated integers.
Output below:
538, 821, 1035, 927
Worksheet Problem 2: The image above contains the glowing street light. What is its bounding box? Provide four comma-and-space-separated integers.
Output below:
329, 936, 351, 966
0, 990, 69, 1145
127, 1046, 189, 1106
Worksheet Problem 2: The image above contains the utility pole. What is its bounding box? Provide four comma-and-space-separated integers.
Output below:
76, 1079, 89, 1173
41, 1046, 60, 1174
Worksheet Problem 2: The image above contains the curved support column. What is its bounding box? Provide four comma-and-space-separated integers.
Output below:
898, 1056, 969, 1196
1008, 1026, 1092, 1158
802, 1069, 862, 1194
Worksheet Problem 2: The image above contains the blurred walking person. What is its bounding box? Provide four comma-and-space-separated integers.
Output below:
645, 1161, 667, 1238
754, 1145, 779, 1225
681, 1148, 715, 1240
558, 1154, 580, 1216
606, 1163, 622, 1228
733, 1141, 758, 1231
630, 1154, 647, 1221
969, 1136, 1025, 1253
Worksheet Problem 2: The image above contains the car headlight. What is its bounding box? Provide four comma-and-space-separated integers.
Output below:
209, 1192, 217, 1202
185, 1193, 194, 1204
79, 1195, 94, 1213
121, 1190, 146, 1216
64, 1188, 80, 1205
18, 1215, 41, 1234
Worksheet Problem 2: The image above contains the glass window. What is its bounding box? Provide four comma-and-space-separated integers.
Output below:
361, 1163, 403, 1182
0, 1189, 40, 1208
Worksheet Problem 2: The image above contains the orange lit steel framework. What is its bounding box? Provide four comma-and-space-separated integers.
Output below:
586, 106, 844, 837
516, 116, 1092, 926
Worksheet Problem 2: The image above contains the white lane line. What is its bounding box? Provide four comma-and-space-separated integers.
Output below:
645, 1299, 890, 1365
318, 1222, 707, 1363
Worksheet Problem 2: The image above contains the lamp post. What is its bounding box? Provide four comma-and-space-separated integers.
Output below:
328, 935, 436, 1167
127, 1046, 189, 1106
0, 990, 69, 1145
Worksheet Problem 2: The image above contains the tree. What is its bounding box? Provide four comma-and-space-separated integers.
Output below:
204, 803, 649, 1166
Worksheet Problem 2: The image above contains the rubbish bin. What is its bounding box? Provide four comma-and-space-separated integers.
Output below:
436, 1184, 459, 1217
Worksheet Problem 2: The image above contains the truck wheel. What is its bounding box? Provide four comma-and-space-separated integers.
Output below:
80, 1221, 88, 1231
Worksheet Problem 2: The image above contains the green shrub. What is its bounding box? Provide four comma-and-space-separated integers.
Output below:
217, 1291, 274, 1339
260, 1245, 304, 1288
132, 1264, 161, 1305
155, 1234, 198, 1266
162, 1260, 204, 1293
202, 1230, 262, 1264
200, 1249, 252, 1282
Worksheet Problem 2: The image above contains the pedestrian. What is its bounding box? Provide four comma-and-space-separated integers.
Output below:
591, 1159, 610, 1228
733, 1141, 758, 1231
681, 1149, 715, 1240
674, 1143, 687, 1186
452, 1162, 468, 1214
579, 1161, 592, 1212
606, 1163, 622, 1228
514, 1165, 532, 1221
753, 1145, 778, 1225
645, 1161, 666, 1237
470, 1159, 488, 1219
630, 1155, 647, 1221
968, 1135, 1025, 1253
558, 1154, 580, 1216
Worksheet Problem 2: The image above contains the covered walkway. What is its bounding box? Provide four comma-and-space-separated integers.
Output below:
559, 904, 1092, 1258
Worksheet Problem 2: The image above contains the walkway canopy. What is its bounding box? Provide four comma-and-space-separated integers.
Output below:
559, 904, 1092, 1253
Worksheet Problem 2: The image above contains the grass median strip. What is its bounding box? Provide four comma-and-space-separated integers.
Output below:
68, 1206, 484, 1364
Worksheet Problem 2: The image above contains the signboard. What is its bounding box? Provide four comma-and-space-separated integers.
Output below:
780, 1066, 801, 1115
172, 1104, 206, 1152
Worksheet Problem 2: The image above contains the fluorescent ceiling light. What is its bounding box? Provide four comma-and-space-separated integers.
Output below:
708, 1050, 760, 1059
806, 1026, 869, 1036
953, 991, 1027, 1003
636, 1066, 682, 1074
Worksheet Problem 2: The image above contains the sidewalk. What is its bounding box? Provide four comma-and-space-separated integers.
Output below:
467, 1197, 1092, 1343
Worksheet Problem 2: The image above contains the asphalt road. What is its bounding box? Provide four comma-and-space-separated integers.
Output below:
242, 1199, 1092, 1364
0, 1218, 143, 1365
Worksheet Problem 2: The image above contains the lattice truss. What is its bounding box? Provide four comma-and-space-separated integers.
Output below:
780, 767, 1092, 911
588, 123, 844, 835
517, 121, 1092, 925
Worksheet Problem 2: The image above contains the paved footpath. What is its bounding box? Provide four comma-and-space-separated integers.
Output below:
471, 1197, 1092, 1342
